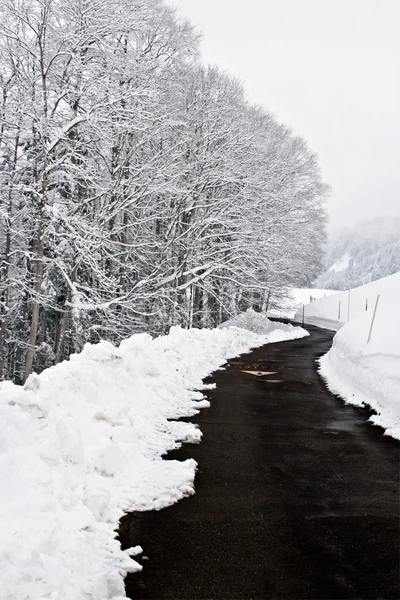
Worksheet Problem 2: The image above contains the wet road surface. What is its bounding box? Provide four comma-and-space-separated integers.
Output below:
119, 325, 400, 599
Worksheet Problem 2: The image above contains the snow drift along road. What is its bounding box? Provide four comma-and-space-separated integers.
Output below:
270, 288, 339, 320
319, 292, 400, 440
294, 272, 400, 440
0, 314, 307, 600
294, 271, 400, 331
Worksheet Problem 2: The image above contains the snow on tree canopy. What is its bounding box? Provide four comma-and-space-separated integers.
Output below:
0, 0, 327, 382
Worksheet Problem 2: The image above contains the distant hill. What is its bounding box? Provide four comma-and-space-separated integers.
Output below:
314, 216, 400, 290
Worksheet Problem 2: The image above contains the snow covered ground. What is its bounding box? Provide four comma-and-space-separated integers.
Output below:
294, 272, 400, 440
294, 272, 400, 331
319, 295, 400, 440
219, 307, 310, 340
0, 313, 307, 600
268, 287, 339, 319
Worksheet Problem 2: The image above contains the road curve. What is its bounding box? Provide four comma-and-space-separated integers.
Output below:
119, 325, 399, 600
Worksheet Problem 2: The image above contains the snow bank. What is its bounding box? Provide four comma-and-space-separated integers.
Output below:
318, 274, 400, 440
220, 308, 309, 340
0, 318, 306, 600
294, 272, 400, 330
269, 288, 339, 320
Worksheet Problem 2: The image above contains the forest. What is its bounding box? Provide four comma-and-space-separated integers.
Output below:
0, 0, 328, 382
315, 216, 400, 290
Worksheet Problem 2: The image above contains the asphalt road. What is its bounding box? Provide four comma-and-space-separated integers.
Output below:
119, 325, 400, 600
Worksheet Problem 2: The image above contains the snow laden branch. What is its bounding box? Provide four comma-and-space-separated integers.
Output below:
0, 0, 327, 381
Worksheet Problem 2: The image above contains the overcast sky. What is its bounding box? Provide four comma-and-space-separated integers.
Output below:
169, 0, 399, 229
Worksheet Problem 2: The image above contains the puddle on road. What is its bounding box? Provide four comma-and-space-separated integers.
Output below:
324, 420, 358, 432
257, 358, 281, 363
232, 368, 314, 388
238, 370, 279, 377
228, 362, 284, 373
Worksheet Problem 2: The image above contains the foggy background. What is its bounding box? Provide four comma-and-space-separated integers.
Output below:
170, 0, 400, 229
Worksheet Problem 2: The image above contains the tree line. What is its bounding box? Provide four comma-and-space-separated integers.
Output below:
315, 216, 400, 290
0, 0, 328, 382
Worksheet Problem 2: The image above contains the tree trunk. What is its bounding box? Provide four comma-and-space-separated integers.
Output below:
23, 163, 48, 383
23, 217, 45, 382
54, 298, 70, 364
0, 128, 20, 379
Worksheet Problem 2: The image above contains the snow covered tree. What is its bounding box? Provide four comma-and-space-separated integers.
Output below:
0, 0, 328, 381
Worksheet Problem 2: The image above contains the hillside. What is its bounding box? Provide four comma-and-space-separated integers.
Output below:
314, 216, 400, 290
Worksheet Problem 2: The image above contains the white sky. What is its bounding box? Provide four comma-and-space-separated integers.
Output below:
169, 0, 400, 228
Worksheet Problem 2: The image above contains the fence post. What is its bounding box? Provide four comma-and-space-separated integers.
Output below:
302, 304, 305, 326
338, 300, 341, 320
365, 298, 368, 311
367, 295, 380, 344
347, 289, 351, 322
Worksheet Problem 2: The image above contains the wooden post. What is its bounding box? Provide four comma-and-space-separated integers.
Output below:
338, 300, 341, 320
347, 289, 351, 322
367, 295, 380, 344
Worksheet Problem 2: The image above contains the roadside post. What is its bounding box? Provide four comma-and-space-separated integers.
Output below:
367, 295, 380, 344
347, 289, 351, 322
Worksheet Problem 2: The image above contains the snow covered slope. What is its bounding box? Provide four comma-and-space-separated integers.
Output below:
295, 272, 400, 440
294, 271, 400, 331
0, 316, 307, 600
269, 288, 339, 319
319, 298, 400, 440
